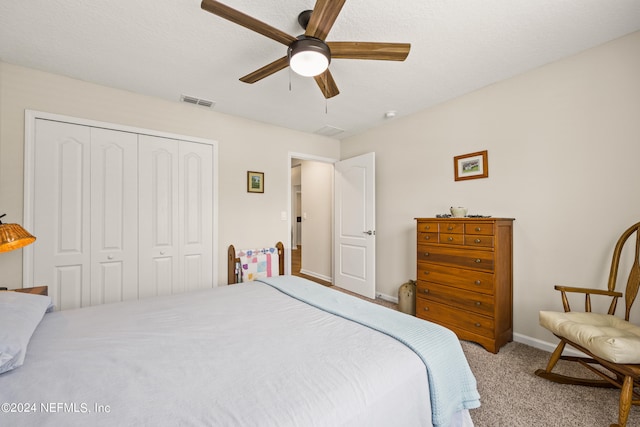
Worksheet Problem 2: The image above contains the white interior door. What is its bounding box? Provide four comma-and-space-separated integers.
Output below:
333, 152, 376, 299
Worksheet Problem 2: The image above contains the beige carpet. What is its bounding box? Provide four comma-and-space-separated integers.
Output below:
462, 340, 640, 426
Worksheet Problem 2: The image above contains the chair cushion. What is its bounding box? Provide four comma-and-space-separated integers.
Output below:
540, 311, 640, 364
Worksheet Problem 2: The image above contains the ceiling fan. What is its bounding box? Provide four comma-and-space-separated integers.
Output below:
200, 0, 411, 99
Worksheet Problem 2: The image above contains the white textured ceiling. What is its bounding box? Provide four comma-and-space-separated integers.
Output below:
1, 0, 640, 139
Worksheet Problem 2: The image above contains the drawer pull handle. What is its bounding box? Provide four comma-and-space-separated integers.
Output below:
475, 258, 481, 263
474, 238, 481, 243
474, 280, 481, 285
475, 227, 481, 232
424, 307, 429, 312
424, 252, 430, 257
423, 289, 429, 294
447, 226, 453, 231
474, 322, 481, 327
425, 226, 430, 230
424, 236, 430, 240
423, 271, 430, 275
475, 301, 481, 306
447, 237, 453, 241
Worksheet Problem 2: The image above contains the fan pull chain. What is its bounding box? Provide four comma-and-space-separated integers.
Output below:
288, 50, 292, 92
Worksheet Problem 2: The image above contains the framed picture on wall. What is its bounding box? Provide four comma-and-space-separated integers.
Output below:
247, 171, 264, 193
454, 150, 489, 181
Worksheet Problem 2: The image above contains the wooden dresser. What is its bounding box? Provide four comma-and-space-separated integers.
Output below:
415, 217, 514, 353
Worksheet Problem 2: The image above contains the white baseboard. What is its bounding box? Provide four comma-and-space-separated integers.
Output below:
513, 332, 586, 357
299, 269, 332, 283
376, 292, 399, 304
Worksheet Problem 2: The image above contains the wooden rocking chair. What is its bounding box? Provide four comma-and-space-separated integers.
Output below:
535, 221, 640, 427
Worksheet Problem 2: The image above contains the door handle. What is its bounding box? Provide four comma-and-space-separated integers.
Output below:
363, 230, 375, 235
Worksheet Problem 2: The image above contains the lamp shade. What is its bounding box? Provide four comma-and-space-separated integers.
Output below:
289, 37, 331, 77
0, 222, 36, 253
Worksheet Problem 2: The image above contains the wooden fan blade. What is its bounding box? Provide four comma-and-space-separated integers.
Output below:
201, 0, 296, 46
314, 69, 340, 99
327, 42, 411, 61
240, 57, 289, 83
305, 0, 346, 40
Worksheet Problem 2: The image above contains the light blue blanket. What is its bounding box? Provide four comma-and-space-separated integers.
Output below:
257, 275, 480, 427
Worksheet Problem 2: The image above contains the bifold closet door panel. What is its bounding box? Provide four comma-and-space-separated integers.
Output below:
33, 119, 92, 310
90, 127, 139, 305
179, 141, 213, 293
138, 135, 180, 299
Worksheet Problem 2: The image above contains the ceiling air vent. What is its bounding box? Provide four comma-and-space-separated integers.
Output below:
180, 94, 215, 108
314, 125, 344, 137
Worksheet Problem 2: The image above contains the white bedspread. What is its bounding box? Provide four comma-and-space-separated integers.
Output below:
1, 281, 473, 426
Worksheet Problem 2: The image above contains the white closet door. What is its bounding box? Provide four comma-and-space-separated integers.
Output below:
138, 135, 214, 297
33, 120, 91, 310
138, 135, 180, 298
179, 141, 213, 293
90, 128, 139, 305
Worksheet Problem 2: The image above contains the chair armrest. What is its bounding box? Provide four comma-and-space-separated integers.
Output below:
554, 285, 623, 298
554, 285, 622, 314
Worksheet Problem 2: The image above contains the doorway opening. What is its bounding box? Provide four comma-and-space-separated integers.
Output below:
289, 154, 335, 287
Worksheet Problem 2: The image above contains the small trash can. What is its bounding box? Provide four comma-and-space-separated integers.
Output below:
398, 280, 416, 315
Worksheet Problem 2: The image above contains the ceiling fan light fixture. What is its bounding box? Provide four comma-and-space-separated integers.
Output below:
289, 37, 331, 77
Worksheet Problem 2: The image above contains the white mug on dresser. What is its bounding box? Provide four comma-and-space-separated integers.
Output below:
450, 207, 468, 217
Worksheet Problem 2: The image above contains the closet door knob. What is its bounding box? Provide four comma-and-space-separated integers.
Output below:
107, 255, 114, 260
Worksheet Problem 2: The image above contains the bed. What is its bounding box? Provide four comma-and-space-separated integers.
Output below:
0, 246, 479, 426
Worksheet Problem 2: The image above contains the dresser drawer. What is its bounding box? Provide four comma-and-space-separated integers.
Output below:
440, 222, 463, 234
416, 299, 495, 339
440, 233, 464, 245
464, 235, 494, 248
416, 281, 494, 316
417, 262, 494, 294
418, 232, 438, 244
417, 245, 495, 272
465, 223, 494, 236
417, 222, 439, 233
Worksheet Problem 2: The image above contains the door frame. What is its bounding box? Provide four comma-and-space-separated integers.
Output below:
23, 110, 220, 287
287, 152, 338, 280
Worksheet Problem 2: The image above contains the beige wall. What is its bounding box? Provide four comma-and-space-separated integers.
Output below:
341, 31, 640, 348
0, 61, 340, 288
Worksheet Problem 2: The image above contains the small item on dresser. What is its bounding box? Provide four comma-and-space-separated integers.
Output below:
435, 214, 452, 218
450, 207, 468, 217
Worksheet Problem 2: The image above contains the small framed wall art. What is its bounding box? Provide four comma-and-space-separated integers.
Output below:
454, 150, 488, 181
247, 171, 264, 193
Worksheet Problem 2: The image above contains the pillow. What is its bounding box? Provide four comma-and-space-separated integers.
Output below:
0, 291, 53, 374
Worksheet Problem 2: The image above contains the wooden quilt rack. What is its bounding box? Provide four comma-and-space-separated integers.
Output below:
227, 242, 285, 284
